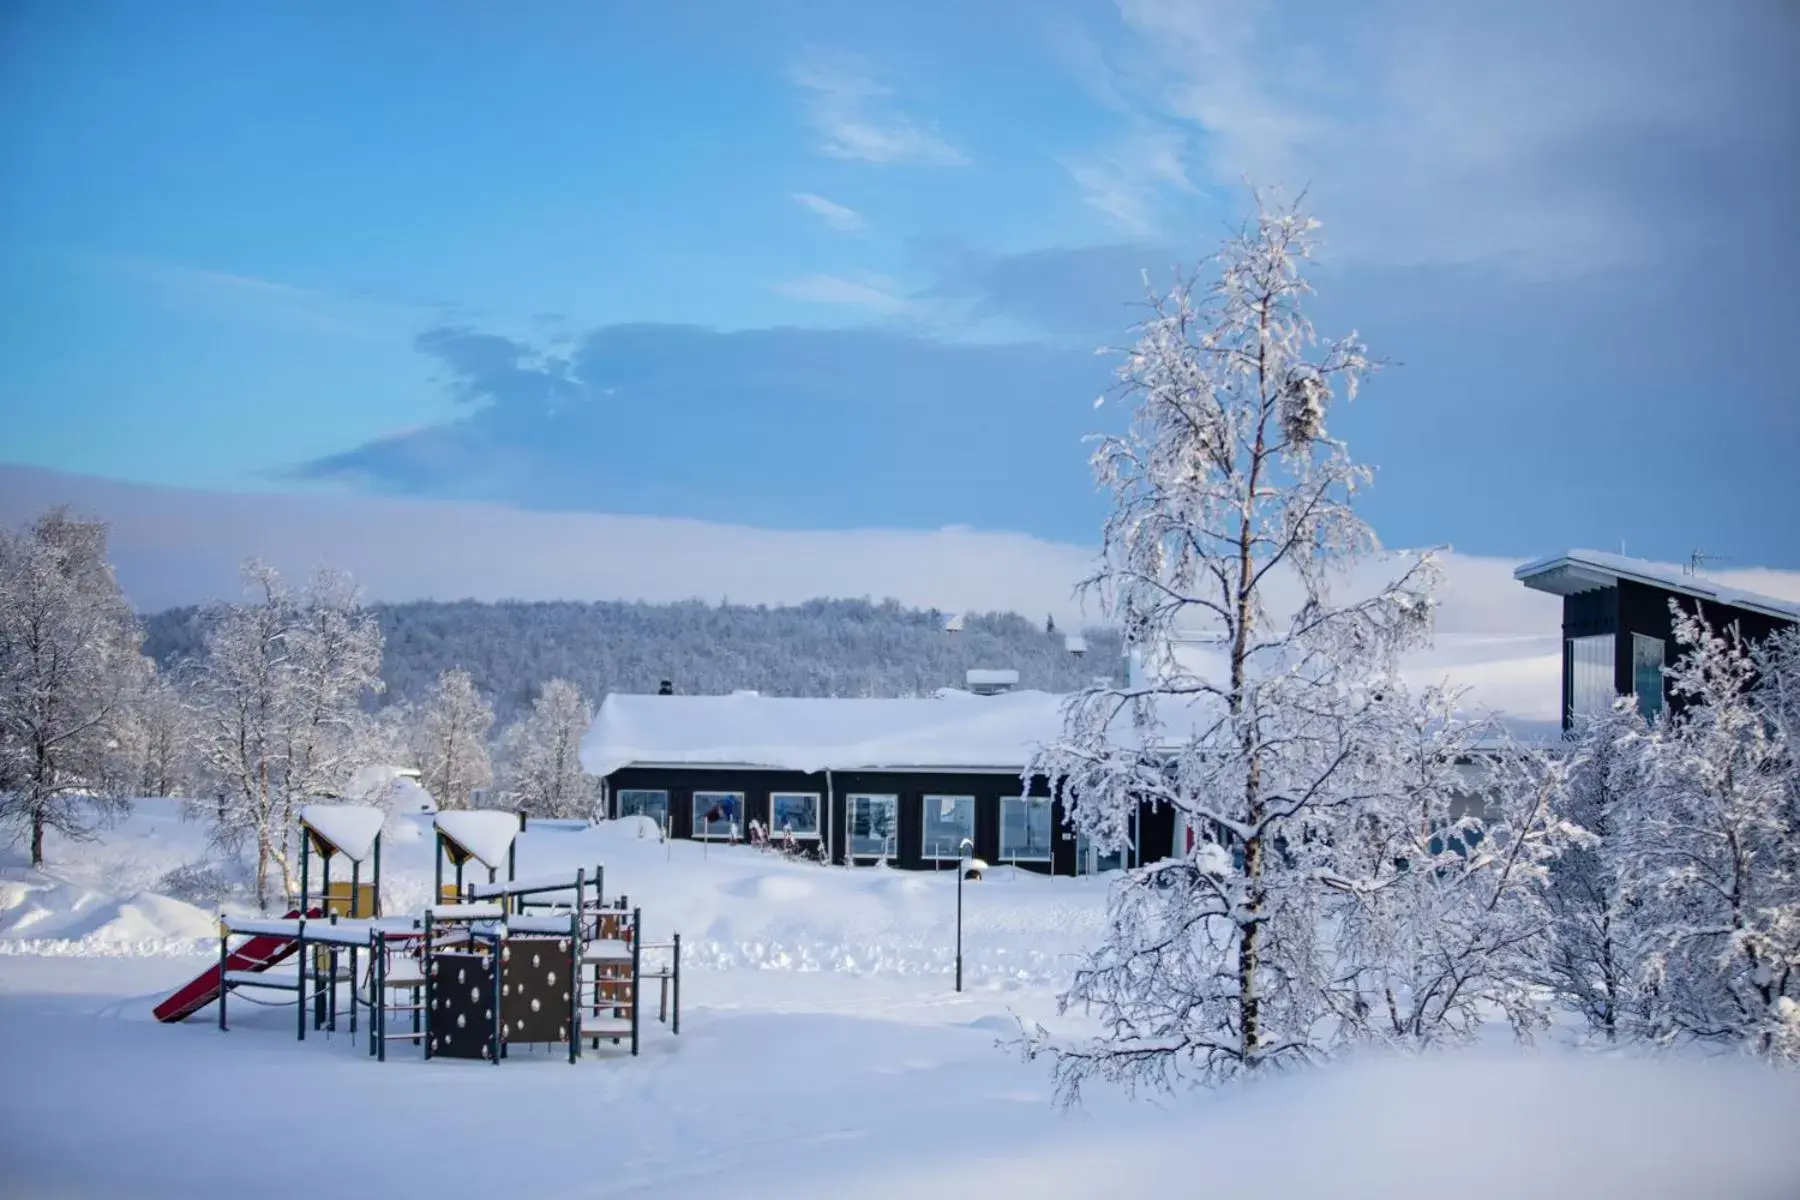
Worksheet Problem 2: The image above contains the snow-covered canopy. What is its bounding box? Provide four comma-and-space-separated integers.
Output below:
299, 803, 386, 863
434, 810, 519, 869
583, 688, 1073, 777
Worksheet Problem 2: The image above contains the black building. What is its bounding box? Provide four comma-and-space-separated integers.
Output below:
1515, 549, 1798, 731
581, 688, 1176, 874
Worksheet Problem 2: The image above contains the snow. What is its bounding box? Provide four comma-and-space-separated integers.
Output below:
1517, 548, 1800, 623
425, 902, 505, 920
5, 802, 1800, 1197
433, 810, 519, 869
583, 688, 1072, 776
299, 803, 386, 863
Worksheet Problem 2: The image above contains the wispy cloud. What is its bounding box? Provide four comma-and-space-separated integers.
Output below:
773, 272, 913, 313
84, 252, 411, 340
791, 57, 967, 166
792, 192, 867, 234
1064, 0, 1800, 277
1061, 128, 1197, 236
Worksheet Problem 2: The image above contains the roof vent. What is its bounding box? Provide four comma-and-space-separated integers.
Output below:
965, 668, 1019, 696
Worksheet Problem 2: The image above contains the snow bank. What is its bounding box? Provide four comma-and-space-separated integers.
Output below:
0, 872, 217, 952
781, 1052, 1800, 1200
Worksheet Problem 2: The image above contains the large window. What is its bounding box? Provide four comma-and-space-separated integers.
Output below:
617, 789, 668, 825
1567, 634, 1615, 724
848, 794, 898, 859
921, 795, 975, 860
1632, 634, 1666, 722
770, 792, 821, 839
693, 791, 743, 840
1000, 796, 1053, 862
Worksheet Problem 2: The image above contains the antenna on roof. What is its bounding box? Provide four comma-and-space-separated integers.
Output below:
1686, 549, 1728, 576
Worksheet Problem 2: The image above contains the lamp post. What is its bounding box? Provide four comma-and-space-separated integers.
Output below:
956, 837, 987, 993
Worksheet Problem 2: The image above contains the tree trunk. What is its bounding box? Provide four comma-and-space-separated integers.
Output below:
1239, 833, 1263, 1063
255, 830, 270, 911
30, 807, 46, 868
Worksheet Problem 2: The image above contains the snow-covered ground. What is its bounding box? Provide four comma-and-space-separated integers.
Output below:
5, 802, 1800, 1198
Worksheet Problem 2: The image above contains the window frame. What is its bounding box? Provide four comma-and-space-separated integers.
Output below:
999, 795, 1054, 863
1566, 633, 1616, 724
692, 790, 745, 840
847, 793, 899, 860
1632, 633, 1666, 722
769, 791, 822, 840
920, 794, 976, 862
616, 788, 669, 825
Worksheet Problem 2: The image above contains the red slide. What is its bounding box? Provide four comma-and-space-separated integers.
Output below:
153, 907, 322, 1023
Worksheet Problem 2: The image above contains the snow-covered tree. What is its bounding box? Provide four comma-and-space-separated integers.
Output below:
409, 668, 493, 810
112, 671, 198, 800
1631, 607, 1799, 1060
190, 561, 383, 907
1025, 195, 1444, 1097
0, 509, 148, 865
1539, 697, 1655, 1042
1328, 689, 1576, 1050
499, 678, 595, 819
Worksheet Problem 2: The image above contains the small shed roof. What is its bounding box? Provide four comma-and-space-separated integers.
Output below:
299, 803, 386, 863
434, 810, 519, 870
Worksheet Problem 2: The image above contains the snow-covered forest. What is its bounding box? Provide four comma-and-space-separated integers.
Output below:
144, 597, 1121, 723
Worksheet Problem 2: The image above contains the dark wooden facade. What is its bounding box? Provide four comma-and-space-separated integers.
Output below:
1559, 578, 1794, 728
603, 764, 1174, 874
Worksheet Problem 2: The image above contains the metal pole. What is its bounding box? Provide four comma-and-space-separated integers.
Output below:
672, 932, 681, 1036
956, 862, 963, 994
372, 833, 383, 917
218, 921, 229, 1032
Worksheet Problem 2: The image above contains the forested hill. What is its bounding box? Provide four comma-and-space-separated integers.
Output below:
143, 597, 1121, 724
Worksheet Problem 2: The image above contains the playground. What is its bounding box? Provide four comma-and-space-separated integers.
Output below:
6, 801, 1800, 1199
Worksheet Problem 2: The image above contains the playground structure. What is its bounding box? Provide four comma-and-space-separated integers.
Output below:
154, 803, 682, 1066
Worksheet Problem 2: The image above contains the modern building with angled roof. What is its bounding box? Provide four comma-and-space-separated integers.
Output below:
1515, 549, 1799, 731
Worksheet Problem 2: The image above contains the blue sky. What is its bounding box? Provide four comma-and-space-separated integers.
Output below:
2, 0, 1796, 567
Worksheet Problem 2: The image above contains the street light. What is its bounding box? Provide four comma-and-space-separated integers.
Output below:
956, 837, 987, 993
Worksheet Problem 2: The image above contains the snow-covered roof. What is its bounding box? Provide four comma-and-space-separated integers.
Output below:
299, 803, 386, 863
1515, 549, 1800, 624
582, 687, 1224, 777
433, 810, 519, 869
583, 688, 1073, 777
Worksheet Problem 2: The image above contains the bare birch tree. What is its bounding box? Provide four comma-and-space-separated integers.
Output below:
190, 561, 382, 907
0, 509, 148, 865
1025, 195, 1443, 1098
409, 668, 493, 810
499, 677, 595, 819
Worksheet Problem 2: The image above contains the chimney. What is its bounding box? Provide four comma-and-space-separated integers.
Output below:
657, 679, 674, 696
965, 668, 1019, 696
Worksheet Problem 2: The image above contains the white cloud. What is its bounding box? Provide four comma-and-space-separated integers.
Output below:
1069, 0, 1797, 275
773, 272, 912, 313
791, 58, 967, 166
792, 192, 867, 233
